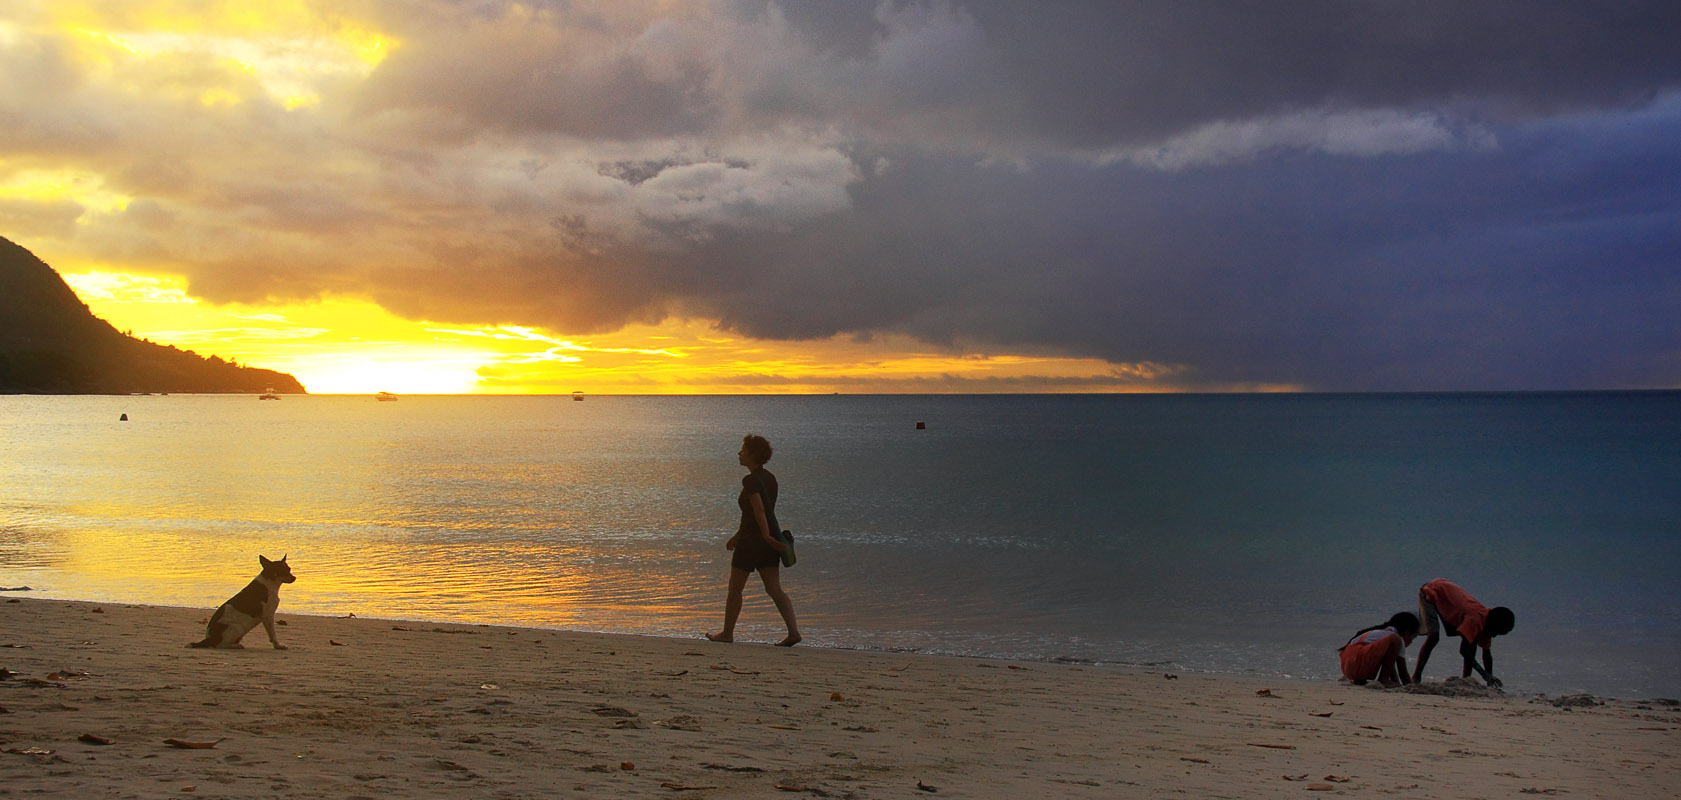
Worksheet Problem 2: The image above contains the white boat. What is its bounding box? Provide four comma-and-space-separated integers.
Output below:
259, 387, 280, 400
375, 391, 399, 402
572, 390, 585, 401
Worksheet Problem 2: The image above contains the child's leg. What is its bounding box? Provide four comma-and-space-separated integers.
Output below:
1377, 636, 1404, 687
1412, 593, 1442, 682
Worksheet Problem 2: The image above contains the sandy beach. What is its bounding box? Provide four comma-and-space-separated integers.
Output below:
1, 597, 1676, 799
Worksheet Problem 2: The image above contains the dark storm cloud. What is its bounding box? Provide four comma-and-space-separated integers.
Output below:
751, 0, 1681, 155
350, 1, 1681, 156
694, 1, 1681, 388
939, 0, 1681, 150
661, 97, 1681, 390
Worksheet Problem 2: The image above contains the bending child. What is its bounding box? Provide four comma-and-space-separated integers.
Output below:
1339, 612, 1420, 687
1411, 578, 1515, 687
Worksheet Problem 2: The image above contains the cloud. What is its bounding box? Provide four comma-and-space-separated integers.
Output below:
1115, 108, 1499, 171
0, 196, 83, 238
921, 0, 1681, 155
4, 1, 1681, 390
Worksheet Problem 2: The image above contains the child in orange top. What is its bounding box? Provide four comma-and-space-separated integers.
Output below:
1411, 578, 1515, 687
1339, 612, 1420, 687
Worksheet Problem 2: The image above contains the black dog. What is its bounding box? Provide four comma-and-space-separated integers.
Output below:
191, 555, 296, 649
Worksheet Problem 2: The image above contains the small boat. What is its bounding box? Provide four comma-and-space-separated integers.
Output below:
259, 387, 280, 400
375, 391, 399, 402
572, 390, 585, 401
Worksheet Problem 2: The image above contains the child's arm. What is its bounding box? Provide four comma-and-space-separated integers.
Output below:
1481, 646, 1500, 688
1458, 638, 1501, 687
1411, 632, 1439, 683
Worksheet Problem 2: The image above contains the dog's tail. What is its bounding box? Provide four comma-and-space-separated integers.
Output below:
192, 614, 226, 648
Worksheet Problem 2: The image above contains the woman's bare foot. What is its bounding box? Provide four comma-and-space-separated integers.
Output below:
775, 633, 802, 647
705, 631, 733, 643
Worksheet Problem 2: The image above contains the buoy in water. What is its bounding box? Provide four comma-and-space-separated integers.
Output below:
915, 421, 925, 430
119, 413, 128, 421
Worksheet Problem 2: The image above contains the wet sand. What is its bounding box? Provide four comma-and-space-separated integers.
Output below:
2, 597, 1676, 798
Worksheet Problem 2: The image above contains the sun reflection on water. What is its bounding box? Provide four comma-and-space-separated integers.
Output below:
0, 394, 741, 635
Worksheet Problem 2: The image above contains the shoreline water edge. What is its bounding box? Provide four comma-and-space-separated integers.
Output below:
2, 597, 1677, 798
6, 587, 1674, 705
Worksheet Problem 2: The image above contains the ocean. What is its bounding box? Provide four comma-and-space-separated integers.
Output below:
2, 392, 1678, 698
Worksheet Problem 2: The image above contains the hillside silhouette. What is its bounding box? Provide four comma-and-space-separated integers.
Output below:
1, 236, 306, 394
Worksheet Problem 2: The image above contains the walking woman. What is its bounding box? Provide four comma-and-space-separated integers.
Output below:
707, 434, 801, 646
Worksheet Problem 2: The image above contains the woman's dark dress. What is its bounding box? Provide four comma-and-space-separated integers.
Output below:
730, 468, 780, 572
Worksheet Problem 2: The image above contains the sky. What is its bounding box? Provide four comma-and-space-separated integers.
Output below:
2, 1, 1679, 394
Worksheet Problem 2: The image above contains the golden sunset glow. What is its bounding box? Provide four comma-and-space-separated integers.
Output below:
59, 267, 1155, 394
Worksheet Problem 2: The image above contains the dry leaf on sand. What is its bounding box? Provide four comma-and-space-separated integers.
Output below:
163, 738, 225, 749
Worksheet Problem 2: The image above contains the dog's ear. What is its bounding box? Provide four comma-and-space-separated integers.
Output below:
280, 555, 288, 563
260, 555, 273, 567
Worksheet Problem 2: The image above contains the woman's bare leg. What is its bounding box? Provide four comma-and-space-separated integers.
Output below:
759, 567, 801, 646
707, 567, 751, 642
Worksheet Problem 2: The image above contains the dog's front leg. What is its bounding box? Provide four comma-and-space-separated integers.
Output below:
263, 614, 287, 650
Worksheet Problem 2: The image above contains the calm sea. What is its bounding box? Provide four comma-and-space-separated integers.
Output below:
2, 393, 1678, 698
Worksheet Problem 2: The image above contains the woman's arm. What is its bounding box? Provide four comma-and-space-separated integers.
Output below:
749, 493, 786, 552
